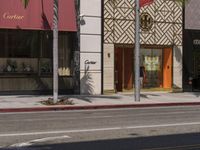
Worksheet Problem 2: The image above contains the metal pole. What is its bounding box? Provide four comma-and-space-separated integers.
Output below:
134, 0, 140, 101
53, 0, 58, 103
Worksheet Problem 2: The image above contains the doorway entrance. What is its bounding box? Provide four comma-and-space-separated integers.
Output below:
115, 47, 133, 92
140, 48, 172, 89
193, 51, 200, 91
114, 47, 172, 92
140, 49, 163, 88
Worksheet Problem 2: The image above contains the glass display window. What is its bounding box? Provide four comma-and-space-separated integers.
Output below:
140, 49, 163, 88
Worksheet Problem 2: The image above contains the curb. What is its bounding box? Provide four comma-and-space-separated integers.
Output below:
1, 102, 200, 113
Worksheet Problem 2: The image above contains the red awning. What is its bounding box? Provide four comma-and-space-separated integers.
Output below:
0, 0, 77, 31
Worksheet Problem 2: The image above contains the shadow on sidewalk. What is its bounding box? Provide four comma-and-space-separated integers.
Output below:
192, 92, 200, 97
14, 95, 122, 103
60, 95, 122, 103
126, 93, 160, 99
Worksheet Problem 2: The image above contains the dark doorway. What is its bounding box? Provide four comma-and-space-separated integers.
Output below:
115, 46, 133, 92
193, 51, 200, 91
183, 29, 200, 92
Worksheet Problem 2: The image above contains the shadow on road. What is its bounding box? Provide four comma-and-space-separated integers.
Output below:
3, 132, 200, 150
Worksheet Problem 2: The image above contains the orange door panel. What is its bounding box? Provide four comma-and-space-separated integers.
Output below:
163, 48, 172, 88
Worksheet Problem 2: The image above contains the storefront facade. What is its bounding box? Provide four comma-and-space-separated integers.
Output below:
183, 0, 200, 91
0, 0, 77, 94
104, 0, 183, 92
0, 0, 103, 95
79, 0, 103, 95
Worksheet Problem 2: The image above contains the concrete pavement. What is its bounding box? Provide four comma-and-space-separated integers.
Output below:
0, 92, 200, 112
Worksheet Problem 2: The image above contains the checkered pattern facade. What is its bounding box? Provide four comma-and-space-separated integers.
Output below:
104, 0, 182, 46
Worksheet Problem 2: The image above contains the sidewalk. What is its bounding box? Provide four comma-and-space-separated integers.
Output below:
0, 92, 200, 112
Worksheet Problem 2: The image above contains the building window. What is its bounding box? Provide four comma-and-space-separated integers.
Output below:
0, 29, 39, 58
40, 31, 53, 58
58, 32, 73, 76
0, 29, 74, 76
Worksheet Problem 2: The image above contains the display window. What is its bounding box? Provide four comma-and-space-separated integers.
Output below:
0, 29, 74, 77
140, 49, 163, 88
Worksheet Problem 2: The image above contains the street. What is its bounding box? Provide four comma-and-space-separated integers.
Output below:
1, 106, 200, 150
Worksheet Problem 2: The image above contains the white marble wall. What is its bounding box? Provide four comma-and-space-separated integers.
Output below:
173, 46, 183, 89
103, 44, 115, 91
80, 0, 102, 94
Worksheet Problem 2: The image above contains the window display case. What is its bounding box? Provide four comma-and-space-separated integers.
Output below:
39, 58, 53, 76
0, 57, 53, 92
0, 29, 74, 93
0, 58, 52, 77
0, 58, 37, 77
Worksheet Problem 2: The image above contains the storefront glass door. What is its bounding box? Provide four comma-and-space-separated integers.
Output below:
140, 49, 163, 88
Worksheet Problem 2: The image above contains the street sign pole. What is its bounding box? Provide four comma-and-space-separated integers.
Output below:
53, 0, 58, 103
134, 0, 140, 102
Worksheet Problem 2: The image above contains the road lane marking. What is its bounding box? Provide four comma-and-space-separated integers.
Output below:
0, 111, 198, 122
1, 121, 200, 137
10, 135, 71, 147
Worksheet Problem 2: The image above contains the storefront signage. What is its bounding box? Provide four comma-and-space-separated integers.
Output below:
85, 60, 97, 65
3, 12, 24, 20
0, 0, 77, 31
140, 12, 153, 31
193, 39, 200, 45
84, 60, 97, 72
81, 54, 101, 71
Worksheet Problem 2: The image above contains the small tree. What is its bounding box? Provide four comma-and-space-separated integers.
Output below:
21, 0, 29, 8
176, 0, 188, 5
21, 0, 58, 103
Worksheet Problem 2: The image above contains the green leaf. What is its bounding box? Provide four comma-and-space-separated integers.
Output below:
175, 0, 188, 5
21, 0, 30, 8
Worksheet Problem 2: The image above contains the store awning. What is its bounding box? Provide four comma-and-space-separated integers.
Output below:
0, 0, 77, 31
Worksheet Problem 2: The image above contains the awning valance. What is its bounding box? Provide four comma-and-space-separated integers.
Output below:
0, 0, 77, 31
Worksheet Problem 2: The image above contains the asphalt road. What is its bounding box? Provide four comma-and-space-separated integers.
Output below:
1, 106, 200, 150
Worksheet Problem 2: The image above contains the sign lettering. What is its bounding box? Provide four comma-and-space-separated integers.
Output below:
85, 60, 97, 65
3, 12, 24, 20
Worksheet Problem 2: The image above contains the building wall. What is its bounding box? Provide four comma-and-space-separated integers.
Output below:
183, 0, 200, 91
104, 44, 115, 90
103, 0, 183, 91
80, 0, 102, 94
185, 0, 200, 30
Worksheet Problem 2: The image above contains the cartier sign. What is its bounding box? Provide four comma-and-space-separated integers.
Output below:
0, 0, 77, 31
3, 12, 24, 20
85, 60, 97, 65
